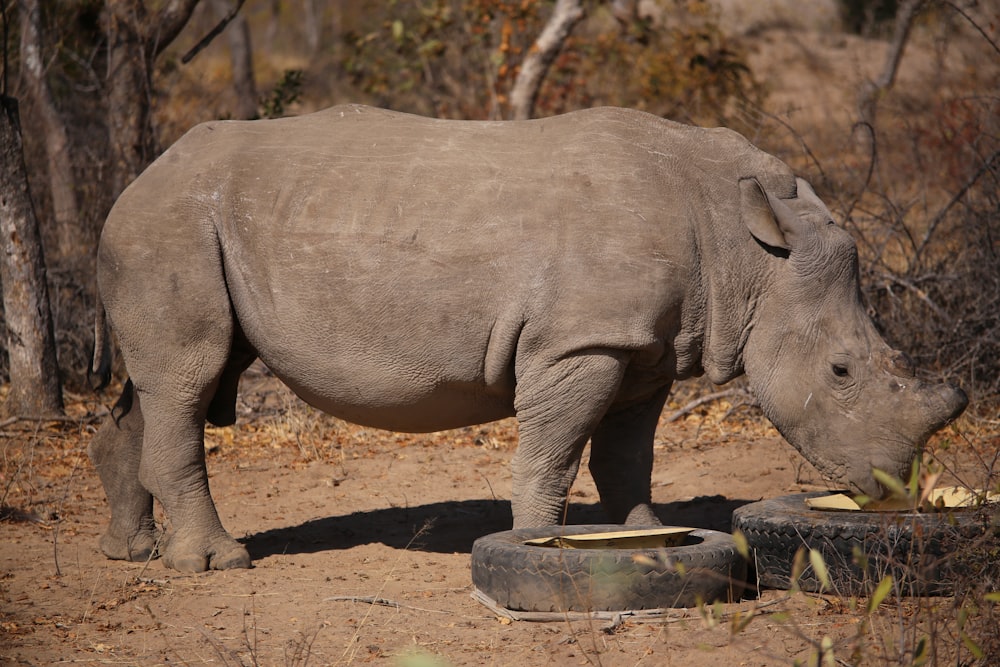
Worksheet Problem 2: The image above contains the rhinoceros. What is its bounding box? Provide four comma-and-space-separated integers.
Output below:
88, 105, 967, 573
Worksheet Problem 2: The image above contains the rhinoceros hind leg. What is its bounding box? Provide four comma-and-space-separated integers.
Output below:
589, 386, 671, 526
133, 375, 251, 573
101, 218, 248, 572
89, 380, 160, 561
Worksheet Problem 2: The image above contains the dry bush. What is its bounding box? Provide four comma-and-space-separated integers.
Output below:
850, 94, 999, 415
757, 4, 1000, 416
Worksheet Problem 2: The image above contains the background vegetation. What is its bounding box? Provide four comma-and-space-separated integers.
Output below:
0, 0, 997, 420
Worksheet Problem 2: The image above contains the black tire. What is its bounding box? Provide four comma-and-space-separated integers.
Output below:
732, 492, 990, 596
471, 524, 746, 612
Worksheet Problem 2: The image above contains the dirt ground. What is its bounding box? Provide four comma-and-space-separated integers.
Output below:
2, 363, 991, 667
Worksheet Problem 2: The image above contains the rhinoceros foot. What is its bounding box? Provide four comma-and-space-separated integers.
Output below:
99, 526, 160, 563
161, 531, 251, 573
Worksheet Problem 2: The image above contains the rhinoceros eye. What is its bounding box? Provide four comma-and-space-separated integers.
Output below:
832, 364, 850, 378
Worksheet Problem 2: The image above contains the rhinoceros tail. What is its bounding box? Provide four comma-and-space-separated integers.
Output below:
89, 294, 112, 391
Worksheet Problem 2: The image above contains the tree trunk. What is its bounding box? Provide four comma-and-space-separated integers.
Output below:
105, 0, 155, 200
302, 0, 321, 55
19, 0, 86, 261
104, 0, 202, 200
0, 96, 64, 417
210, 0, 258, 119
509, 0, 585, 121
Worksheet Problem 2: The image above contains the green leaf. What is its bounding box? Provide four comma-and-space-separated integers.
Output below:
730, 609, 755, 634
961, 632, 985, 660
852, 494, 873, 508
983, 592, 1000, 603
809, 549, 831, 592
913, 636, 930, 666
392, 19, 405, 42
791, 547, 807, 586
820, 635, 836, 667
731, 529, 750, 560
906, 458, 921, 498
872, 468, 908, 499
868, 575, 893, 613
851, 545, 869, 570
957, 604, 974, 630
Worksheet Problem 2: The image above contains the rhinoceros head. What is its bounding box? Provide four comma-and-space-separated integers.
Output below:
737, 177, 967, 499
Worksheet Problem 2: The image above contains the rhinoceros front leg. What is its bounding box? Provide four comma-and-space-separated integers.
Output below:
588, 386, 671, 525
88, 380, 159, 561
510, 351, 628, 528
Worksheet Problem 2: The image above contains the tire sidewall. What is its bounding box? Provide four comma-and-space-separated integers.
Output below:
732, 492, 988, 595
472, 524, 746, 612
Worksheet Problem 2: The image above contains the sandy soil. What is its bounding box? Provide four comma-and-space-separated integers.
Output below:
3, 361, 988, 667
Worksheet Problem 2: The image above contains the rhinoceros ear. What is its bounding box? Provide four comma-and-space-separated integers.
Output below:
739, 177, 806, 252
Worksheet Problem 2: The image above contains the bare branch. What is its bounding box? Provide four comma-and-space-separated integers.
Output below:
850, 0, 924, 223
152, 0, 205, 59
941, 0, 1000, 57
665, 389, 750, 423
857, 0, 925, 128
509, 0, 584, 121
181, 0, 247, 64
875, 272, 950, 321
913, 149, 1000, 265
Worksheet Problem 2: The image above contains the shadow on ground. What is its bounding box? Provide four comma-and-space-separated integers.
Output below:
244, 495, 754, 559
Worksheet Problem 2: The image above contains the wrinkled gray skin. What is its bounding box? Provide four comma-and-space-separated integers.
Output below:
89, 105, 967, 572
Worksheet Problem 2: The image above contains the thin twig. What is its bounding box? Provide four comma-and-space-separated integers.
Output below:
912, 149, 1000, 266
52, 448, 84, 577
941, 1, 1000, 56
875, 273, 950, 321
336, 521, 434, 665
665, 389, 747, 423
756, 108, 830, 188
0, 412, 107, 428
324, 595, 449, 614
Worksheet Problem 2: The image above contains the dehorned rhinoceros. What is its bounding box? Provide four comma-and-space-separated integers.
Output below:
88, 105, 967, 572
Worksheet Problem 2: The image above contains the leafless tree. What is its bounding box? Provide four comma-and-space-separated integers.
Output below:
509, 0, 585, 121
856, 0, 925, 137
19, 0, 84, 261
0, 96, 63, 417
104, 0, 202, 200
209, 0, 257, 119
302, 0, 321, 55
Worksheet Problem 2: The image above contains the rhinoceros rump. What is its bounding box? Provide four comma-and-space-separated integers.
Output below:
88, 105, 967, 572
